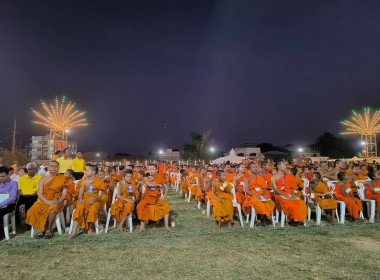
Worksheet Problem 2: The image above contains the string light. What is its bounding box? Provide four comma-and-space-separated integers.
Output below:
31, 96, 89, 131
340, 107, 380, 135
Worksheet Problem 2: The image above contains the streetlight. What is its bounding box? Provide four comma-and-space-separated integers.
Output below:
298, 148, 303, 153
96, 153, 100, 157
65, 129, 70, 133
210, 147, 215, 152
159, 149, 163, 155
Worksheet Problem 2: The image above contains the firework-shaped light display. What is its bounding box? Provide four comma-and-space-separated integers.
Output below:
31, 96, 89, 156
340, 107, 380, 159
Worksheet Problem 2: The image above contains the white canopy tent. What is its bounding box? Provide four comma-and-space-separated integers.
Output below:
211, 149, 245, 165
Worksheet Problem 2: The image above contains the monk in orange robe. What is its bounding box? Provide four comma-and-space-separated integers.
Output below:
334, 172, 364, 222
225, 164, 236, 182
64, 169, 76, 207
232, 163, 248, 206
97, 170, 109, 212
366, 170, 380, 222
67, 165, 106, 240
180, 170, 190, 197
195, 167, 207, 205
347, 164, 366, 194
261, 161, 274, 201
212, 170, 234, 230
292, 167, 306, 200
188, 167, 201, 199
26, 161, 68, 239
204, 170, 215, 206
243, 162, 275, 226
309, 172, 337, 224
110, 170, 140, 231
136, 164, 174, 233
272, 161, 308, 225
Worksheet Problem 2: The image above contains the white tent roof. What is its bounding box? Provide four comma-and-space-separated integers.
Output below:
211, 149, 245, 164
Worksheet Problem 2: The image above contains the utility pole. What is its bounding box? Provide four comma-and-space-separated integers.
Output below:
12, 119, 17, 153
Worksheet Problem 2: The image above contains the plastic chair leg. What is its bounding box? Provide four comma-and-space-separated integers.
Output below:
69, 209, 75, 234
55, 215, 62, 235
10, 212, 16, 234
3, 214, 10, 240
128, 214, 133, 233
237, 205, 244, 227
250, 207, 256, 228
338, 202, 346, 224
206, 199, 210, 217
280, 210, 286, 227
271, 213, 276, 227
307, 206, 311, 221
335, 209, 340, 224
31, 227, 34, 238
369, 201, 376, 223
105, 209, 111, 233
95, 220, 99, 234
59, 211, 65, 230
315, 205, 321, 226
359, 211, 364, 219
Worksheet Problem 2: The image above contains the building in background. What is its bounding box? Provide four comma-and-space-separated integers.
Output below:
225, 142, 261, 158
29, 135, 77, 160
157, 149, 180, 162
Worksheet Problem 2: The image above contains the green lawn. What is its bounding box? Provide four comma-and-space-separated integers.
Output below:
1, 189, 379, 280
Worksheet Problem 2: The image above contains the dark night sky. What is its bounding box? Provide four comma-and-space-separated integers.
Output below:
1, 0, 379, 155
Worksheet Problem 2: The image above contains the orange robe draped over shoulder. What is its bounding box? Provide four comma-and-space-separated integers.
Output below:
110, 182, 139, 222
26, 175, 67, 231
213, 181, 233, 222
275, 174, 308, 222
73, 177, 106, 230
136, 174, 170, 221
365, 181, 380, 210
235, 174, 248, 206
313, 181, 337, 210
242, 175, 275, 216
334, 181, 363, 219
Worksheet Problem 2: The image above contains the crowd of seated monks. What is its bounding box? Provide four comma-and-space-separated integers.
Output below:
175, 156, 380, 229
0, 155, 379, 240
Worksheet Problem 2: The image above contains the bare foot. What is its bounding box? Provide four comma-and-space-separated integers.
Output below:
164, 227, 175, 233
66, 234, 76, 241
136, 227, 146, 234
214, 224, 219, 230
227, 223, 233, 231
88, 230, 95, 236
375, 218, 380, 223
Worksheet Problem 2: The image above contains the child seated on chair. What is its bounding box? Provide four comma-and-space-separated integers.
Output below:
334, 172, 364, 223
110, 170, 140, 232
66, 165, 106, 240
211, 170, 234, 230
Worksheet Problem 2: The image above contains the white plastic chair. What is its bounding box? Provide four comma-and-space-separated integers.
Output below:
31, 210, 65, 238
230, 183, 244, 227
356, 180, 375, 223
206, 196, 211, 217
3, 210, 16, 240
69, 208, 100, 234
105, 187, 118, 233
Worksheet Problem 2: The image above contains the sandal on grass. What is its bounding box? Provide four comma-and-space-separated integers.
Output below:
44, 232, 53, 239
36, 231, 46, 239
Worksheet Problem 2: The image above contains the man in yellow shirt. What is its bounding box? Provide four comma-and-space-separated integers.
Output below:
73, 151, 85, 180
57, 148, 74, 174
16, 162, 42, 225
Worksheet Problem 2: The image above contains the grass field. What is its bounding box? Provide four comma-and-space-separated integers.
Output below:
1, 189, 379, 280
